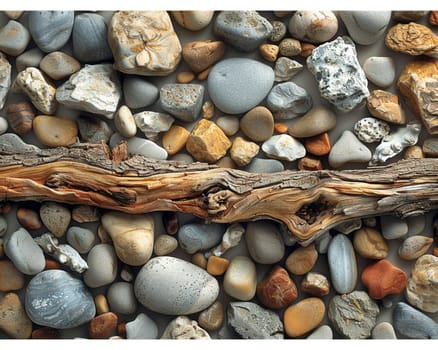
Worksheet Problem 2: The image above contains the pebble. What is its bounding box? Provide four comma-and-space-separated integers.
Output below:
170, 153, 194, 164
0, 214, 7, 236
0, 116, 7, 134
72, 13, 113, 63
407, 215, 426, 236
380, 215, 408, 240
244, 158, 284, 173
107, 282, 137, 315
208, 58, 274, 114
300, 42, 317, 57
315, 231, 332, 254
353, 227, 389, 259
88, 312, 118, 339
431, 11, 438, 25
39, 51, 80, 80
108, 11, 181, 76
126, 313, 158, 339
353, 117, 390, 143
95, 294, 110, 315
366, 89, 406, 124
134, 256, 219, 315
288, 11, 338, 43
0, 133, 39, 154
39, 202, 71, 237
160, 83, 204, 122
186, 119, 231, 163
33, 115, 78, 147
201, 100, 214, 119
423, 138, 438, 156
0, 293, 32, 339
327, 233, 358, 294
278, 38, 301, 57
72, 205, 100, 223
176, 71, 195, 83
77, 115, 112, 143
28, 11, 74, 52
198, 301, 224, 332
122, 77, 159, 109
102, 212, 154, 266
363, 56, 396, 88
284, 298, 325, 337
15, 48, 44, 72
285, 243, 318, 275
262, 134, 306, 162
399, 235, 433, 260
182, 40, 226, 73
300, 272, 330, 297
0, 260, 25, 291
267, 81, 312, 120
245, 221, 285, 264
171, 11, 214, 31
340, 11, 391, 45
192, 252, 207, 269
240, 106, 274, 142
227, 302, 283, 339
361, 259, 407, 299
230, 137, 259, 166
304, 133, 331, 156
269, 20, 287, 42
289, 105, 337, 138
274, 123, 288, 134
223, 256, 257, 301
161, 316, 210, 339
372, 322, 397, 339
4, 11, 23, 19
213, 11, 272, 52
153, 234, 178, 256
178, 222, 224, 254
127, 136, 168, 160
393, 11, 428, 22
0, 20, 30, 56
31, 327, 60, 339
162, 125, 190, 156
56, 63, 122, 119
6, 101, 35, 136
216, 116, 240, 136
134, 111, 174, 140
393, 302, 438, 339
207, 256, 229, 276
274, 57, 303, 82
83, 244, 118, 288
66, 226, 96, 254
328, 291, 379, 339
259, 44, 279, 62
328, 130, 371, 168
114, 105, 137, 138
25, 269, 96, 329
307, 325, 333, 339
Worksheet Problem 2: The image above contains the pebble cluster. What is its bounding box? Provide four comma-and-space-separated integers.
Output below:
1, 9, 438, 340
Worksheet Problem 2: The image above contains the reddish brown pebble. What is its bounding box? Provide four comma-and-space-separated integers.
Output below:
163, 211, 179, 235
274, 123, 288, 134
300, 272, 330, 297
32, 327, 60, 339
6, 101, 35, 135
300, 42, 316, 57
16, 207, 42, 230
89, 312, 118, 339
361, 259, 407, 299
297, 157, 323, 171
206, 256, 229, 276
118, 322, 126, 336
256, 265, 298, 309
304, 132, 331, 156
44, 259, 61, 270
430, 11, 438, 25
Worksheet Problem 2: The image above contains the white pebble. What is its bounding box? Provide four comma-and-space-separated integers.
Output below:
0, 116, 8, 134
363, 56, 396, 88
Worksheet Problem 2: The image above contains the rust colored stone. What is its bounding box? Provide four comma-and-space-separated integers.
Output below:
274, 123, 288, 134
6, 101, 35, 135
197, 66, 212, 81
31, 327, 60, 339
117, 322, 126, 336
16, 207, 42, 230
300, 42, 316, 58
284, 297, 325, 337
89, 312, 118, 339
304, 132, 331, 156
163, 211, 179, 235
206, 256, 229, 276
430, 11, 438, 25
44, 259, 61, 270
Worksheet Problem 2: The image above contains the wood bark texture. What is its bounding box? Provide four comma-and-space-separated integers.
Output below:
1, 142, 438, 243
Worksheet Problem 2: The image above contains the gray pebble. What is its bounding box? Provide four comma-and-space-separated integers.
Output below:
16, 48, 44, 72
77, 115, 113, 143
127, 136, 168, 160
170, 153, 194, 164
267, 82, 312, 119
380, 215, 408, 240
160, 83, 204, 122
66, 226, 96, 254
0, 215, 7, 236
126, 313, 158, 339
307, 325, 333, 339
315, 231, 332, 254
107, 282, 137, 315
246, 221, 284, 264
372, 322, 397, 339
0, 133, 40, 153
393, 302, 438, 339
340, 11, 391, 45
178, 223, 224, 254
328, 130, 372, 168
363, 56, 396, 88
123, 76, 159, 109
83, 244, 118, 288
0, 20, 30, 56
216, 116, 240, 136
407, 215, 426, 236
274, 57, 303, 82
243, 158, 284, 173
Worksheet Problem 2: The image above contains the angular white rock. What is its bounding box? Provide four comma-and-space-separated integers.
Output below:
353, 117, 390, 143
262, 134, 306, 162
161, 316, 210, 339
83, 244, 118, 288
134, 111, 174, 140
245, 221, 285, 264
340, 11, 391, 45
363, 56, 396, 88
127, 136, 168, 160
223, 256, 257, 301
329, 130, 372, 168
126, 313, 158, 339
274, 57, 303, 82
0, 53, 11, 109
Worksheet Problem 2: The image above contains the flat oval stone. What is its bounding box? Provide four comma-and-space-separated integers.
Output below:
240, 106, 274, 142
0, 20, 30, 56
178, 223, 224, 254
393, 302, 438, 339
284, 298, 325, 337
33, 115, 78, 147
126, 313, 158, 339
216, 116, 240, 136
123, 76, 159, 109
363, 56, 396, 88
340, 11, 391, 45
25, 270, 95, 329
28, 11, 74, 52
83, 244, 118, 288
107, 282, 137, 315
223, 256, 257, 301
267, 82, 312, 119
328, 233, 358, 294
243, 158, 284, 173
134, 256, 219, 315
66, 226, 96, 254
208, 58, 274, 114
372, 322, 397, 339
399, 235, 433, 260
245, 221, 284, 264
39, 51, 80, 80
285, 243, 318, 275
289, 105, 336, 138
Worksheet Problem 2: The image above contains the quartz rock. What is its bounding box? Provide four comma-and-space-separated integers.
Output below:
0, 52, 11, 109
171, 11, 214, 31
288, 11, 338, 44
56, 64, 121, 119
134, 111, 174, 140
267, 81, 312, 119
274, 57, 303, 82
126, 313, 158, 339
161, 316, 210, 339
262, 134, 306, 162
307, 36, 369, 112
354, 117, 390, 143
160, 83, 204, 122
178, 222, 224, 254
329, 130, 372, 168
340, 11, 391, 45
363, 56, 396, 88
393, 302, 438, 339
230, 137, 259, 167
367, 89, 406, 124
108, 11, 182, 76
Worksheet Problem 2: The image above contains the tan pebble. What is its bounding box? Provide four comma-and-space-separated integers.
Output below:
6, 101, 35, 135
182, 40, 226, 73
366, 90, 406, 125
284, 297, 325, 337
16, 207, 42, 230
279, 38, 301, 57
39, 51, 81, 80
0, 260, 25, 292
430, 11, 438, 25
301, 272, 330, 296
353, 227, 389, 259
216, 156, 236, 169
304, 132, 331, 156
0, 293, 32, 339
300, 42, 316, 57
114, 105, 137, 138
154, 234, 178, 256
192, 252, 207, 269
230, 136, 260, 167
398, 235, 433, 260
97, 224, 112, 243
172, 11, 214, 31
223, 255, 257, 301
404, 145, 424, 159
198, 301, 224, 331
285, 243, 318, 275
259, 44, 279, 62
89, 312, 118, 339
298, 157, 323, 171
95, 294, 110, 315
4, 11, 23, 19
202, 100, 215, 119
197, 66, 212, 81
162, 125, 190, 156
206, 256, 229, 276
176, 71, 195, 83
216, 116, 240, 136
72, 205, 100, 223
240, 106, 275, 142
274, 123, 288, 134
33, 115, 78, 147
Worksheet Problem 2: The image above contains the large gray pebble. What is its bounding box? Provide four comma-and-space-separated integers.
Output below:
134, 256, 219, 315
66, 226, 96, 254
0, 20, 30, 56
328, 130, 371, 168
0, 133, 40, 153
393, 302, 438, 339
123, 76, 159, 109
28, 11, 74, 52
208, 58, 274, 114
16, 47, 44, 72
126, 313, 158, 339
25, 269, 95, 329
340, 11, 391, 45
107, 282, 137, 315
127, 136, 168, 160
83, 244, 118, 288
178, 223, 224, 254
244, 158, 284, 173
380, 215, 408, 240
160, 83, 204, 122
245, 221, 284, 264
267, 81, 312, 119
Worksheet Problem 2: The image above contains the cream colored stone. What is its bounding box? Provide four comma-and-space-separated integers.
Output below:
115, 105, 137, 138
353, 227, 389, 259
202, 101, 215, 119
230, 137, 260, 167
224, 256, 257, 301
172, 11, 214, 31
33, 115, 78, 147
153, 234, 178, 256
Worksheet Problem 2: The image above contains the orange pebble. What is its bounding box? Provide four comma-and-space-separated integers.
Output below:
207, 256, 230, 276
433, 247, 438, 256
197, 67, 212, 81
177, 71, 195, 83
274, 123, 288, 134
304, 132, 331, 156
284, 298, 325, 337
44, 259, 61, 270
430, 11, 438, 25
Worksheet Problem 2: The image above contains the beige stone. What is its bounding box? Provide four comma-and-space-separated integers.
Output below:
153, 234, 178, 256
279, 38, 301, 57
162, 125, 190, 156
171, 11, 214, 31
259, 44, 279, 62
230, 137, 260, 167
284, 298, 325, 337
115, 105, 137, 138
404, 145, 424, 159
95, 294, 110, 315
186, 119, 232, 163
0, 260, 25, 292
398, 235, 433, 260
33, 115, 78, 147
202, 101, 215, 119
182, 41, 226, 73
0, 293, 32, 339
192, 252, 207, 269
223, 256, 257, 301
285, 243, 318, 275
198, 301, 224, 332
366, 90, 406, 125
353, 227, 389, 259
39, 51, 81, 80
176, 71, 195, 84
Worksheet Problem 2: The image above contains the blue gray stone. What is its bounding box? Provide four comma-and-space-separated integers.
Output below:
213, 11, 272, 52
28, 11, 74, 52
393, 302, 438, 339
267, 82, 312, 119
0, 20, 30, 56
77, 115, 113, 143
160, 83, 204, 122
126, 313, 158, 339
15, 48, 44, 72
72, 13, 113, 63
0, 133, 40, 154
66, 226, 96, 254
25, 269, 96, 329
107, 282, 137, 315
243, 158, 284, 173
127, 136, 168, 160
208, 58, 274, 114
123, 76, 159, 109
178, 223, 224, 254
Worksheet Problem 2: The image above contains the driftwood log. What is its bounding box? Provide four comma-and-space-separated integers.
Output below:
1, 142, 438, 243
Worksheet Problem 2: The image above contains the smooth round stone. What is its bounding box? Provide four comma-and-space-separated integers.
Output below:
114, 105, 137, 138
328, 130, 372, 168
83, 244, 118, 288
0, 214, 6, 236
285, 244, 318, 275
289, 105, 336, 138
0, 292, 32, 339
134, 256, 219, 315
267, 82, 312, 119
246, 221, 285, 264
363, 56, 396, 88
33, 115, 78, 147
223, 256, 257, 301
380, 215, 408, 240
340, 11, 391, 45
393, 302, 438, 339
315, 231, 332, 254
66, 226, 96, 254
328, 233, 358, 294
240, 106, 274, 142
307, 325, 333, 339
123, 76, 159, 109
39, 202, 71, 237
170, 153, 194, 164
288, 11, 338, 43
107, 282, 137, 315
154, 234, 178, 256
0, 20, 30, 56
25, 269, 95, 329
0, 260, 25, 292
126, 313, 158, 339
73, 13, 113, 63
243, 158, 284, 173
4, 228, 45, 275
178, 223, 224, 254
39, 51, 80, 80
0, 116, 7, 135
172, 11, 214, 31
16, 48, 44, 72
28, 11, 74, 52
89, 312, 118, 339
208, 58, 274, 114
198, 301, 224, 332
399, 235, 433, 260
216, 116, 240, 136
407, 215, 426, 236
284, 298, 325, 337
372, 322, 397, 339
127, 136, 168, 160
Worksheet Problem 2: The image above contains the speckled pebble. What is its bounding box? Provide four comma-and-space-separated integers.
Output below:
353, 117, 390, 143
278, 38, 302, 57
39, 202, 71, 238
269, 20, 287, 42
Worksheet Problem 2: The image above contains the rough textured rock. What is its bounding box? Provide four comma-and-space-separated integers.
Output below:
393, 302, 438, 339
0, 293, 32, 339
267, 81, 312, 119
230, 137, 259, 167
283, 298, 325, 337
353, 117, 390, 143
288, 11, 338, 44
182, 41, 226, 73
161, 316, 210, 339
134, 111, 174, 140
307, 36, 369, 112
262, 134, 306, 162
77, 115, 112, 144
108, 11, 182, 76
274, 57, 303, 82
0, 53, 11, 110
300, 272, 330, 296
366, 89, 406, 124
39, 202, 71, 237
160, 83, 204, 122
278, 38, 301, 57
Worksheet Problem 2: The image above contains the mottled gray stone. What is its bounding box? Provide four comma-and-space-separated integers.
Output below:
393, 302, 438, 339
243, 158, 284, 173
213, 11, 272, 52
0, 20, 30, 56
160, 84, 204, 122
227, 302, 284, 339
25, 270, 95, 329
274, 57, 303, 82
178, 223, 224, 254
328, 291, 380, 339
39, 202, 71, 238
0, 133, 40, 153
107, 282, 137, 315
123, 76, 159, 109
307, 36, 369, 112
267, 82, 312, 119
126, 313, 158, 339
77, 116, 113, 143
66, 226, 96, 254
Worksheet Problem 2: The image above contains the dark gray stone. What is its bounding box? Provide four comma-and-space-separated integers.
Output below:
393, 302, 438, 339
160, 84, 204, 122
123, 76, 159, 109
77, 115, 113, 143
